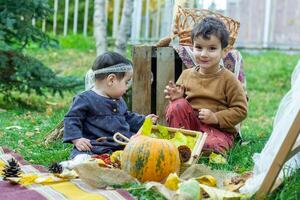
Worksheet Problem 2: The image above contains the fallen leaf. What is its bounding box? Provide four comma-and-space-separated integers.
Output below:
141, 118, 152, 136
179, 179, 202, 200
5, 126, 22, 130
25, 132, 34, 137
223, 181, 244, 192
241, 141, 251, 146
209, 152, 227, 164
19, 174, 39, 185
199, 183, 247, 199
46, 101, 58, 106
164, 173, 181, 190
18, 140, 24, 148
34, 127, 40, 133
195, 175, 217, 187
46, 106, 53, 116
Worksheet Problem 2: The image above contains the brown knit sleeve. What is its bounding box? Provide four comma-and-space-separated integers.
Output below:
214, 72, 248, 130
176, 69, 189, 85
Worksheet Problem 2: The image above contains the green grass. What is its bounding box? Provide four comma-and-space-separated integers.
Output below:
0, 40, 300, 199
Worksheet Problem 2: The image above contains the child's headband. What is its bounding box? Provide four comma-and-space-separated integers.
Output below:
93, 63, 133, 74
85, 63, 133, 90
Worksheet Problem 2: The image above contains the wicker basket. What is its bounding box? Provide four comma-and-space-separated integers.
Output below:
153, 126, 208, 175
173, 6, 240, 52
114, 126, 208, 175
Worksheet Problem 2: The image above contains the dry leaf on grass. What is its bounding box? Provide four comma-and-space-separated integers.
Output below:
5, 126, 22, 130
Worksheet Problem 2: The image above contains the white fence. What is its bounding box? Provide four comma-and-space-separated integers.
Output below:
33, 0, 300, 49
36, 0, 199, 43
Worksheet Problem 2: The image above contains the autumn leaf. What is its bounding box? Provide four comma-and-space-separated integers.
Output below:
209, 152, 227, 164
141, 118, 152, 136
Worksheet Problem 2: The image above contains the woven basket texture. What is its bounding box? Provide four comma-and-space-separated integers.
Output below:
173, 6, 240, 52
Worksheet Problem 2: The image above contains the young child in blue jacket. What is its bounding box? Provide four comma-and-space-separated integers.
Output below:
64, 52, 158, 158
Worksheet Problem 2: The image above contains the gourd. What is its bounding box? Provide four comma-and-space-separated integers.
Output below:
121, 136, 180, 182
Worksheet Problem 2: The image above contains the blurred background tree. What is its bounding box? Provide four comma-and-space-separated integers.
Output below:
0, 0, 82, 101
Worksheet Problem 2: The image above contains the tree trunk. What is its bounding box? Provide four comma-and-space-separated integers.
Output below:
130, 0, 142, 44
114, 0, 134, 56
112, 0, 121, 38
161, 0, 174, 38
94, 0, 107, 56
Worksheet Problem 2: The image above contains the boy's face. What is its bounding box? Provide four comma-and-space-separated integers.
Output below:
193, 35, 225, 73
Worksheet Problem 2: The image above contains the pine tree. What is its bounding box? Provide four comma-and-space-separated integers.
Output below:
0, 0, 82, 99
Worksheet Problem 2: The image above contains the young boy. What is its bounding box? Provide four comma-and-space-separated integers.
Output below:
164, 17, 248, 154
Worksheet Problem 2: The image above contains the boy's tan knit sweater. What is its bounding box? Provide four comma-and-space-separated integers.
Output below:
176, 67, 248, 134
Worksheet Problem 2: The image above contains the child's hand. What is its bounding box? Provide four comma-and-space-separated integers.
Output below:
130, 132, 140, 140
164, 81, 185, 101
198, 108, 219, 124
146, 114, 159, 124
72, 138, 93, 151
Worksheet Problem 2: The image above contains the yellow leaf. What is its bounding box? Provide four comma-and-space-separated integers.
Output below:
169, 131, 187, 147
110, 150, 123, 163
156, 124, 170, 139
141, 118, 152, 136
164, 173, 180, 190
34, 175, 64, 184
19, 174, 39, 185
186, 134, 198, 149
209, 152, 227, 164
57, 169, 78, 179
199, 183, 247, 199
195, 175, 217, 187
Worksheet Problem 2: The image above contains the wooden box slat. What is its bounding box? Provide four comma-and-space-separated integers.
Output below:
132, 46, 152, 114
156, 47, 175, 124
132, 46, 183, 123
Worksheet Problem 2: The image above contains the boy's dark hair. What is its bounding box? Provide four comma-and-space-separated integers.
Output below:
191, 17, 229, 49
92, 51, 132, 80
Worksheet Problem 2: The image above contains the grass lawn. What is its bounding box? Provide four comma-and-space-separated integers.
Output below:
0, 35, 300, 199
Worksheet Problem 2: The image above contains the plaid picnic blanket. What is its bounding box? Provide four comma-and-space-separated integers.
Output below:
0, 147, 135, 200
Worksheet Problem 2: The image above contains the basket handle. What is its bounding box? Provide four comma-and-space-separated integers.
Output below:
113, 132, 130, 146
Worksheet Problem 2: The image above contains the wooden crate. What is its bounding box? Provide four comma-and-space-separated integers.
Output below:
151, 125, 207, 166
132, 46, 185, 124
114, 125, 207, 167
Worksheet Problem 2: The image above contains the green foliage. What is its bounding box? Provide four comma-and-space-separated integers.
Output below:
0, 50, 83, 99
268, 168, 300, 200
0, 0, 82, 99
0, 0, 57, 50
113, 183, 167, 200
59, 35, 95, 50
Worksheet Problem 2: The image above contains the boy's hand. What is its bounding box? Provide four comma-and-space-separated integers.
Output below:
198, 108, 219, 124
146, 114, 159, 124
72, 138, 93, 151
164, 81, 185, 101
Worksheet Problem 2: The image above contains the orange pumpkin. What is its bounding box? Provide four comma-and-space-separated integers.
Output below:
121, 136, 180, 182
